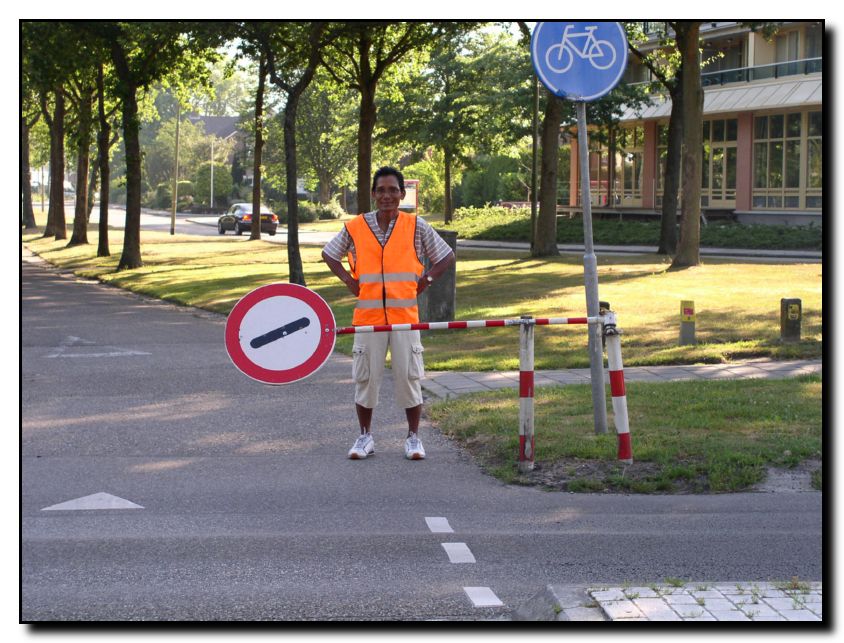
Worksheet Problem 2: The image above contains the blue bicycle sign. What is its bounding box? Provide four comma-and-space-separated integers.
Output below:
531, 22, 628, 101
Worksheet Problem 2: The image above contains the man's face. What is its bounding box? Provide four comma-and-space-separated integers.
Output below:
372, 175, 405, 213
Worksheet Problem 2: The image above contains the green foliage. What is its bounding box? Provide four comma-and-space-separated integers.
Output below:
148, 180, 194, 209
274, 199, 344, 224
402, 151, 448, 214
193, 161, 233, 206
458, 155, 527, 206
291, 69, 358, 200
443, 206, 822, 250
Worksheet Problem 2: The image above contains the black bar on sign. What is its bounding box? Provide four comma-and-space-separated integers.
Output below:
250, 317, 311, 349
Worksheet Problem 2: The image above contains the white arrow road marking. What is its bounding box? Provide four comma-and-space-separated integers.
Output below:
425, 517, 454, 533
441, 542, 476, 563
46, 336, 151, 358
463, 587, 504, 607
42, 492, 144, 511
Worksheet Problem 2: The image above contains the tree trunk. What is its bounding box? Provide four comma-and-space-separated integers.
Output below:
671, 22, 704, 270
317, 174, 331, 204
657, 76, 683, 256
96, 62, 111, 257
251, 53, 266, 241
86, 162, 99, 221
285, 103, 306, 286
118, 82, 143, 270
533, 92, 563, 257
443, 147, 453, 224
21, 117, 37, 229
45, 88, 67, 240
356, 83, 377, 214
68, 89, 93, 247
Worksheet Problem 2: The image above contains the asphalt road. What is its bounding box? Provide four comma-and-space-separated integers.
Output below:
20, 252, 822, 621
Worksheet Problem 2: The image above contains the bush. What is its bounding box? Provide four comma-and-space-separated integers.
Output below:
146, 180, 194, 210
274, 200, 343, 224
193, 162, 233, 207
445, 206, 823, 250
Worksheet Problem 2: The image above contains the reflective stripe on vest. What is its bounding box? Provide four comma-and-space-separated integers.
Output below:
345, 213, 423, 326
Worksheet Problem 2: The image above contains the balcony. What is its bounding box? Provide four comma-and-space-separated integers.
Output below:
701, 57, 822, 86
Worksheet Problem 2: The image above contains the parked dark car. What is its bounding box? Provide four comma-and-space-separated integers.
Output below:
218, 203, 279, 236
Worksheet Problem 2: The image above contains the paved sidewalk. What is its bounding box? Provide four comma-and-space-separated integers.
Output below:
422, 358, 821, 400
514, 581, 823, 621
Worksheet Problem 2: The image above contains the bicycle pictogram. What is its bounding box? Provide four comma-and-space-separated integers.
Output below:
544, 24, 617, 74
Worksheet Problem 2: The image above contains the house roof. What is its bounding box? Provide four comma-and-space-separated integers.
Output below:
186, 114, 241, 139
620, 75, 822, 121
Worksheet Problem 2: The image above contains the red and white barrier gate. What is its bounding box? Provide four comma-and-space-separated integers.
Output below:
226, 284, 632, 468
335, 312, 633, 469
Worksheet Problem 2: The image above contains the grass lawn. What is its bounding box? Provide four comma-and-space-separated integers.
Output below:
427, 375, 822, 493
23, 215, 821, 370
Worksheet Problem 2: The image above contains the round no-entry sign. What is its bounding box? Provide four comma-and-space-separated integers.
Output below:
225, 283, 336, 385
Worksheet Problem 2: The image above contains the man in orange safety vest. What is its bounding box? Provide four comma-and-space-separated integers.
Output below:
322, 166, 455, 461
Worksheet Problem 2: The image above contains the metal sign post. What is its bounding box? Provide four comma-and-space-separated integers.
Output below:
530, 21, 628, 435
576, 100, 607, 434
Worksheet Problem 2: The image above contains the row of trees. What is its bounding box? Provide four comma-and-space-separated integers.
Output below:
22, 20, 718, 280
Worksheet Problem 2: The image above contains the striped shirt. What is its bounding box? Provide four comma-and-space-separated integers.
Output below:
322, 211, 453, 266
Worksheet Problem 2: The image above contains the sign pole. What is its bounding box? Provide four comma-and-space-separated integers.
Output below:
576, 101, 608, 434
531, 21, 626, 436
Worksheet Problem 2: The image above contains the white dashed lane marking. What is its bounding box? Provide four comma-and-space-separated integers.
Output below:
425, 517, 454, 533
463, 587, 504, 607
426, 516, 504, 607
441, 542, 476, 563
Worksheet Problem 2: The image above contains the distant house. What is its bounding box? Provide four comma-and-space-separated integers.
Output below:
185, 114, 243, 164
564, 21, 822, 226
186, 113, 310, 200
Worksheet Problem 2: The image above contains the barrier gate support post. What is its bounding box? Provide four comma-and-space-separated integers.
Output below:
518, 315, 535, 473
603, 311, 633, 464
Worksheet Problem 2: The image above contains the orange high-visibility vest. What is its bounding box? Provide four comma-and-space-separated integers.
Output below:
345, 212, 424, 326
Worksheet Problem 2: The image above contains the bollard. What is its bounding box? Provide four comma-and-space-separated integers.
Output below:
419, 228, 457, 322
603, 312, 633, 464
518, 315, 535, 473
780, 298, 802, 343
679, 299, 697, 346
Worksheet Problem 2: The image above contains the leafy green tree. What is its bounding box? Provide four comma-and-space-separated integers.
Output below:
78, 21, 226, 270
624, 22, 685, 255
239, 21, 332, 285
318, 22, 472, 213
670, 21, 704, 269
380, 27, 531, 222
21, 86, 41, 229
294, 70, 358, 205
192, 57, 253, 117
144, 117, 208, 189
193, 161, 233, 206
23, 22, 76, 240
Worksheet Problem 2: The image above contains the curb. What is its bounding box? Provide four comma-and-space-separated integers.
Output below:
511, 585, 606, 621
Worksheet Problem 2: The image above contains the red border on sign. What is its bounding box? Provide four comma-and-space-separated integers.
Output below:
225, 283, 336, 385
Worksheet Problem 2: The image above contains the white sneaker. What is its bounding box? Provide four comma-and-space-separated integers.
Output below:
348, 433, 375, 459
404, 434, 426, 460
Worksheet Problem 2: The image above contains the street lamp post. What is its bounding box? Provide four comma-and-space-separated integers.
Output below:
210, 136, 214, 210
171, 104, 180, 235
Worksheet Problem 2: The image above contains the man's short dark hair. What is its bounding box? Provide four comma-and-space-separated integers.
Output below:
372, 166, 405, 193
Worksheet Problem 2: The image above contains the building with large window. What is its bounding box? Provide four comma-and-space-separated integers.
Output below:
566, 21, 822, 225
